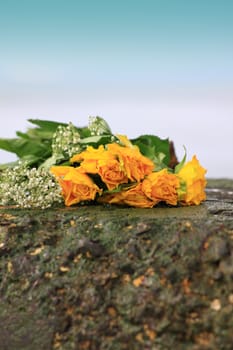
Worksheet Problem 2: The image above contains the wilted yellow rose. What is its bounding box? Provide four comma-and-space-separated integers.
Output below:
97, 191, 124, 205
121, 183, 155, 208
97, 158, 128, 190
70, 145, 107, 173
107, 143, 154, 182
116, 134, 134, 147
50, 165, 72, 178
71, 145, 128, 190
50, 166, 102, 206
142, 169, 179, 205
177, 155, 207, 205
70, 142, 154, 190
99, 183, 154, 208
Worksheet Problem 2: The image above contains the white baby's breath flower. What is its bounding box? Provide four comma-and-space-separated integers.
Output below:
0, 162, 63, 208
52, 122, 81, 158
88, 116, 112, 136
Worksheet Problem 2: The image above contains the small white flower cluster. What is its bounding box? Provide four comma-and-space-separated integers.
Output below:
0, 162, 63, 209
52, 123, 81, 158
88, 116, 112, 136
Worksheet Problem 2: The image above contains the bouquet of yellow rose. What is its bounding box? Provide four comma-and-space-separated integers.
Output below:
51, 137, 206, 208
0, 117, 207, 209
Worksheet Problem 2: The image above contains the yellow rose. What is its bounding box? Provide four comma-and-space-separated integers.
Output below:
107, 143, 154, 182
70, 142, 154, 188
97, 191, 124, 205
121, 183, 155, 208
116, 134, 134, 147
99, 183, 154, 208
177, 155, 207, 205
142, 169, 179, 205
50, 166, 102, 206
71, 145, 128, 190
70, 145, 107, 173
97, 158, 128, 190
50, 165, 72, 177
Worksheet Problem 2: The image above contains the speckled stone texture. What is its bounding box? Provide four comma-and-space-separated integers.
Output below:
0, 179, 233, 350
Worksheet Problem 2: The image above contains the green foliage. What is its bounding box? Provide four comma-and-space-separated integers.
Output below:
0, 119, 64, 168
0, 137, 52, 168
0, 119, 88, 169
79, 135, 116, 147
131, 135, 170, 170
174, 147, 187, 173
0, 117, 171, 172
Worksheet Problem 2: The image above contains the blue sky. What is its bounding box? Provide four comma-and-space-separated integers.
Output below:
0, 0, 233, 177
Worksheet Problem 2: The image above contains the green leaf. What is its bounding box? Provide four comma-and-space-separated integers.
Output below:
20, 154, 46, 167
76, 127, 91, 138
27, 128, 55, 140
39, 154, 64, 169
0, 120, 56, 161
174, 146, 187, 173
131, 135, 170, 167
21, 139, 51, 158
30, 119, 92, 139
0, 137, 52, 167
26, 119, 68, 141
15, 131, 31, 140
28, 119, 68, 132
79, 134, 115, 147
0, 138, 20, 154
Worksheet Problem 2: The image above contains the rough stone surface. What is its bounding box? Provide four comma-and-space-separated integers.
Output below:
0, 179, 233, 350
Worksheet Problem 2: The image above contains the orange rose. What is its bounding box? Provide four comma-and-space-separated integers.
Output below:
99, 183, 154, 208
50, 165, 72, 177
71, 145, 128, 190
107, 142, 154, 182
121, 183, 155, 208
70, 142, 154, 188
97, 191, 124, 205
142, 169, 179, 205
177, 155, 207, 205
70, 145, 107, 173
97, 158, 128, 190
50, 166, 102, 206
